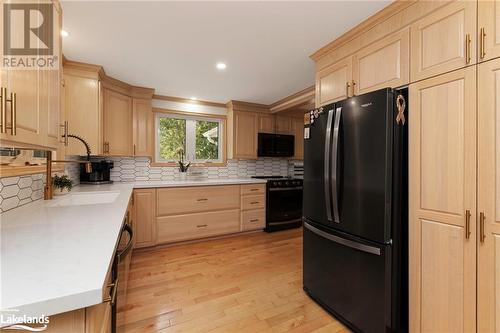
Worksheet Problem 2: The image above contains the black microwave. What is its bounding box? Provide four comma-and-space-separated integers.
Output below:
258, 133, 294, 157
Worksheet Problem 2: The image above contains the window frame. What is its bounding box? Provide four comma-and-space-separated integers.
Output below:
153, 111, 226, 167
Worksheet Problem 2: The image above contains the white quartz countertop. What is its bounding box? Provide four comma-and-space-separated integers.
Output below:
0, 177, 267, 325
132, 177, 267, 188
0, 183, 134, 325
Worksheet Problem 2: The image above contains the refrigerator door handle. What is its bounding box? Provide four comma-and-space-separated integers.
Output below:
324, 108, 334, 221
304, 222, 381, 255
331, 107, 342, 223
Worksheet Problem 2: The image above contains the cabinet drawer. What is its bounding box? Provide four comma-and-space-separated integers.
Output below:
241, 184, 266, 196
241, 209, 266, 231
157, 185, 240, 216
241, 195, 266, 210
156, 209, 240, 243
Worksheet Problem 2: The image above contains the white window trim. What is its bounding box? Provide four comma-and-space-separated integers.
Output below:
155, 112, 224, 164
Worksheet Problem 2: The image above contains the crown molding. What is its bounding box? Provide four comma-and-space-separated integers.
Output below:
270, 85, 314, 113
153, 94, 226, 108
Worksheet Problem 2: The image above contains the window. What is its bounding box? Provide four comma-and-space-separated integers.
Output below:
155, 113, 224, 164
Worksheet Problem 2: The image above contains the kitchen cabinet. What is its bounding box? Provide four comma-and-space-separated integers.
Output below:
410, 0, 477, 82
63, 68, 103, 156
132, 98, 152, 156
0, 1, 62, 150
478, 0, 500, 62
477, 58, 500, 333
292, 117, 304, 160
275, 115, 292, 134
103, 89, 133, 156
258, 113, 275, 133
228, 110, 258, 159
353, 28, 409, 95
240, 184, 266, 231
409, 67, 477, 332
315, 56, 352, 106
133, 189, 156, 248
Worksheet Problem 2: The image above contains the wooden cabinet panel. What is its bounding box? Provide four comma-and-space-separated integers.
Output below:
64, 74, 102, 156
232, 111, 257, 159
275, 116, 292, 134
353, 28, 409, 95
409, 67, 476, 332
157, 209, 240, 244
477, 58, 500, 333
133, 189, 156, 248
258, 114, 275, 133
103, 89, 133, 156
241, 209, 265, 231
157, 185, 240, 216
132, 98, 152, 157
478, 0, 500, 62
241, 195, 265, 211
241, 184, 266, 196
292, 117, 304, 160
316, 57, 352, 106
410, 1, 476, 82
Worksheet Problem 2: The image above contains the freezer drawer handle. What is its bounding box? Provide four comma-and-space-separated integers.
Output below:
304, 222, 381, 256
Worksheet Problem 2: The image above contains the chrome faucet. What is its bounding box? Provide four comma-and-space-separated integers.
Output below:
44, 134, 93, 200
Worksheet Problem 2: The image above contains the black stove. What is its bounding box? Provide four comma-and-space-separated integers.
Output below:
252, 176, 303, 232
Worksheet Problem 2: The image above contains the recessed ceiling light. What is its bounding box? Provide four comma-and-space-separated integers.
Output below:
61, 30, 69, 37
216, 62, 226, 70
190, 97, 198, 101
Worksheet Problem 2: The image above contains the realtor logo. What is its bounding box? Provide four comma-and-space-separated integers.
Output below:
2, 2, 58, 69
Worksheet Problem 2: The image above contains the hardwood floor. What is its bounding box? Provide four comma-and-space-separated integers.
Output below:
120, 228, 348, 333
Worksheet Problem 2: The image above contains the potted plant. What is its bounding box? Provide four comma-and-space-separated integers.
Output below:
177, 148, 190, 180
53, 174, 73, 195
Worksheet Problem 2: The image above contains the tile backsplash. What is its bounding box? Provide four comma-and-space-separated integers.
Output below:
0, 157, 298, 213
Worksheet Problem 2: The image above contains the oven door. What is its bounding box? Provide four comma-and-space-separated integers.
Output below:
266, 186, 303, 230
114, 215, 134, 333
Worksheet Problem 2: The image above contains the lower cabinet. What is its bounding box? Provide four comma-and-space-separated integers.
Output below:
40, 302, 111, 333
133, 189, 156, 248
240, 184, 266, 231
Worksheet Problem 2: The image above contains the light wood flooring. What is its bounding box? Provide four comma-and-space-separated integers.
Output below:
120, 228, 348, 333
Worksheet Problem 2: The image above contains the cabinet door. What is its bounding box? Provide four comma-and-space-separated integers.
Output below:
64, 74, 101, 156
315, 57, 352, 106
292, 117, 304, 160
258, 114, 275, 133
409, 67, 476, 333
233, 111, 257, 159
103, 89, 132, 156
477, 58, 500, 333
275, 115, 292, 134
134, 189, 156, 248
132, 98, 152, 157
478, 0, 500, 62
353, 28, 409, 95
410, 1, 476, 82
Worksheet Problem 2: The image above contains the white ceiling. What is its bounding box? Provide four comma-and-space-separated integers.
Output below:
61, 1, 390, 104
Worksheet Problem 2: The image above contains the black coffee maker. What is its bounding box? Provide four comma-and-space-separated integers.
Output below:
80, 160, 114, 184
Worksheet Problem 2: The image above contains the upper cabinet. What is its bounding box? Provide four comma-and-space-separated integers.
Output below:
0, 1, 62, 150
132, 98, 153, 157
316, 57, 352, 106
228, 110, 258, 160
275, 115, 292, 134
353, 28, 409, 95
478, 0, 500, 62
410, 1, 477, 81
258, 114, 275, 133
103, 89, 133, 156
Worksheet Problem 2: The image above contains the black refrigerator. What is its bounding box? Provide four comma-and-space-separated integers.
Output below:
302, 88, 408, 333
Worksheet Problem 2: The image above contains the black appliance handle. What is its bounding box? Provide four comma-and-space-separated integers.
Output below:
331, 107, 342, 223
304, 221, 381, 255
324, 109, 334, 221
268, 186, 303, 192
117, 223, 133, 262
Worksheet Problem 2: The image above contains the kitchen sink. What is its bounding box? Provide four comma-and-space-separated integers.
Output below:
49, 191, 120, 207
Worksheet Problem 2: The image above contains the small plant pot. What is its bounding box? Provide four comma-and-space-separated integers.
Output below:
54, 187, 70, 196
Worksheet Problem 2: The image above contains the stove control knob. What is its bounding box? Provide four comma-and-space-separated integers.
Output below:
278, 182, 283, 186
272, 181, 278, 186
286, 181, 290, 186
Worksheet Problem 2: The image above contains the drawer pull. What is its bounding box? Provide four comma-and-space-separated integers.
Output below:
197, 198, 208, 202
249, 219, 259, 222
250, 201, 259, 204
104, 279, 118, 305
197, 224, 208, 228
250, 188, 259, 191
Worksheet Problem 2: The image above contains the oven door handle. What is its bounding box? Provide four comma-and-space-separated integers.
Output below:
268, 186, 303, 191
117, 223, 133, 262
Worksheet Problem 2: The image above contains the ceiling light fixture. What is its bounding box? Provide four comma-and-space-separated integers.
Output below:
216, 62, 226, 70
61, 30, 69, 37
